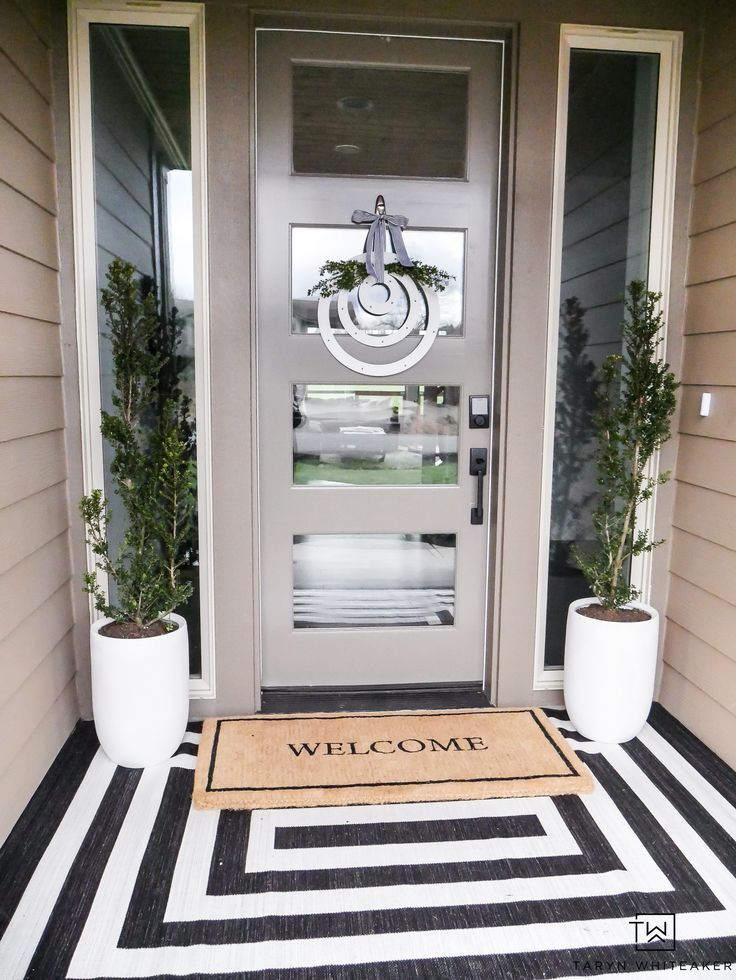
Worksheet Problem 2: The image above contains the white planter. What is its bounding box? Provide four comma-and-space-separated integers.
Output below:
91, 614, 189, 767
563, 598, 659, 743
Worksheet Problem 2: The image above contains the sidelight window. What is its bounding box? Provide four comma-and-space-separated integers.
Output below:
536, 27, 681, 685
70, 4, 213, 695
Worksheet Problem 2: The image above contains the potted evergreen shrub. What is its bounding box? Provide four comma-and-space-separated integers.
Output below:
563, 280, 678, 743
80, 259, 196, 767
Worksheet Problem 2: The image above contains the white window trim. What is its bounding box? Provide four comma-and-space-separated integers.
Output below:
68, 0, 215, 698
534, 24, 682, 691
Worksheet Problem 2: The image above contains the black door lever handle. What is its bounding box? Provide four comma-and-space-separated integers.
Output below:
470, 448, 488, 525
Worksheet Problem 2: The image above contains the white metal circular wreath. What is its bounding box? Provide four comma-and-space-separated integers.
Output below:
316, 252, 441, 377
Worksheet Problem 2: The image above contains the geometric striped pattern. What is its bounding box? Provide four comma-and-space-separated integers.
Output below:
294, 588, 455, 627
0, 706, 735, 978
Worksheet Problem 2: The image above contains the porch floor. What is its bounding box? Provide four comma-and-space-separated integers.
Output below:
1, 705, 735, 978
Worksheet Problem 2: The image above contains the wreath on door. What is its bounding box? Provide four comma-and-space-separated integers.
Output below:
308, 197, 452, 377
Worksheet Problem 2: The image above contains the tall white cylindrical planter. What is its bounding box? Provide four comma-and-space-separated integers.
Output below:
91, 614, 189, 768
563, 598, 659, 743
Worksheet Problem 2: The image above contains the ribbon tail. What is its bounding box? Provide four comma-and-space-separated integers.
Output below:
364, 222, 379, 280
366, 216, 386, 283
387, 218, 413, 268
374, 238, 385, 285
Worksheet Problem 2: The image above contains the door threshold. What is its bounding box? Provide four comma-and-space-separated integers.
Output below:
260, 684, 491, 714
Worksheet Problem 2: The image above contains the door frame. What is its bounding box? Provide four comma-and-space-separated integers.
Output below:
249, 13, 514, 705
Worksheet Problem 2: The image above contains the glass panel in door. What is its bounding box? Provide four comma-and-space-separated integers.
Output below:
293, 383, 460, 486
256, 29, 502, 687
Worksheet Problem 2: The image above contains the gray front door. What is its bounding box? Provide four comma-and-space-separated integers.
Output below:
256, 28, 502, 688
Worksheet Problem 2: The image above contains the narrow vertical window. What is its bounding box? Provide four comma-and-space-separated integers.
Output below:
538, 27, 681, 682
89, 24, 201, 670
71, 4, 212, 692
545, 50, 659, 669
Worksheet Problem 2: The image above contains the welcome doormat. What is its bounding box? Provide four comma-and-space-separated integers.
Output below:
193, 708, 592, 809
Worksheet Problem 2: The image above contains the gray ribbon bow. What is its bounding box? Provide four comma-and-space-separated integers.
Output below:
351, 208, 413, 284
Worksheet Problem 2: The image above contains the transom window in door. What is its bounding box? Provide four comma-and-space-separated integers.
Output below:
292, 64, 469, 178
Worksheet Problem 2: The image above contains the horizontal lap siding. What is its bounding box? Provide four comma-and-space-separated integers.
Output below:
0, 248, 61, 323
0, 0, 77, 846
0, 483, 68, 576
0, 117, 56, 212
662, 0, 736, 768
0, 377, 65, 442
684, 277, 736, 334
91, 32, 155, 283
659, 667, 736, 771
672, 483, 736, 552
689, 170, 736, 235
0, 314, 63, 375
678, 385, 736, 440
0, 182, 58, 268
0, 683, 79, 844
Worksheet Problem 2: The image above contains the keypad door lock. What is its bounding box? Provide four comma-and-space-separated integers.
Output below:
469, 394, 490, 429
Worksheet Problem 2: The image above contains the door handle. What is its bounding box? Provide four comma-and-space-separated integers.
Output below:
470, 448, 488, 525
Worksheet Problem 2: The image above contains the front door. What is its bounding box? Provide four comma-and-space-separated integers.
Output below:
256, 29, 502, 688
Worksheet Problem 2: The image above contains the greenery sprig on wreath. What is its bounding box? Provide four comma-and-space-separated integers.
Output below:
308, 259, 453, 298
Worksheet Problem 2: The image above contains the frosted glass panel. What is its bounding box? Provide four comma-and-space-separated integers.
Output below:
293, 384, 459, 486
293, 533, 456, 629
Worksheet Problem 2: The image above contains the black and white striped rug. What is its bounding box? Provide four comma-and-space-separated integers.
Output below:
1, 705, 735, 978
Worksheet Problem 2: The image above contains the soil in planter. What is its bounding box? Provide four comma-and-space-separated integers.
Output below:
99, 620, 179, 640
577, 604, 651, 623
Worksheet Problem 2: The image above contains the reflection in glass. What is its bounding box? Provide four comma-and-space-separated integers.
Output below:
292, 64, 468, 179
292, 227, 465, 337
293, 533, 456, 629
293, 384, 459, 486
90, 24, 201, 674
545, 50, 659, 667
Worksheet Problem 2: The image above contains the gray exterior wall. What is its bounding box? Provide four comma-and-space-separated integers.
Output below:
0, 0, 78, 846
661, 0, 736, 769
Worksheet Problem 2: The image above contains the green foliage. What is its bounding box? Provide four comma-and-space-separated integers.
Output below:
308, 259, 453, 298
79, 259, 196, 629
143, 277, 199, 567
550, 297, 598, 547
572, 280, 678, 610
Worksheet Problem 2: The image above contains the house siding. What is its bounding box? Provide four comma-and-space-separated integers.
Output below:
661, 0, 736, 770
91, 34, 156, 284
0, 0, 78, 846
